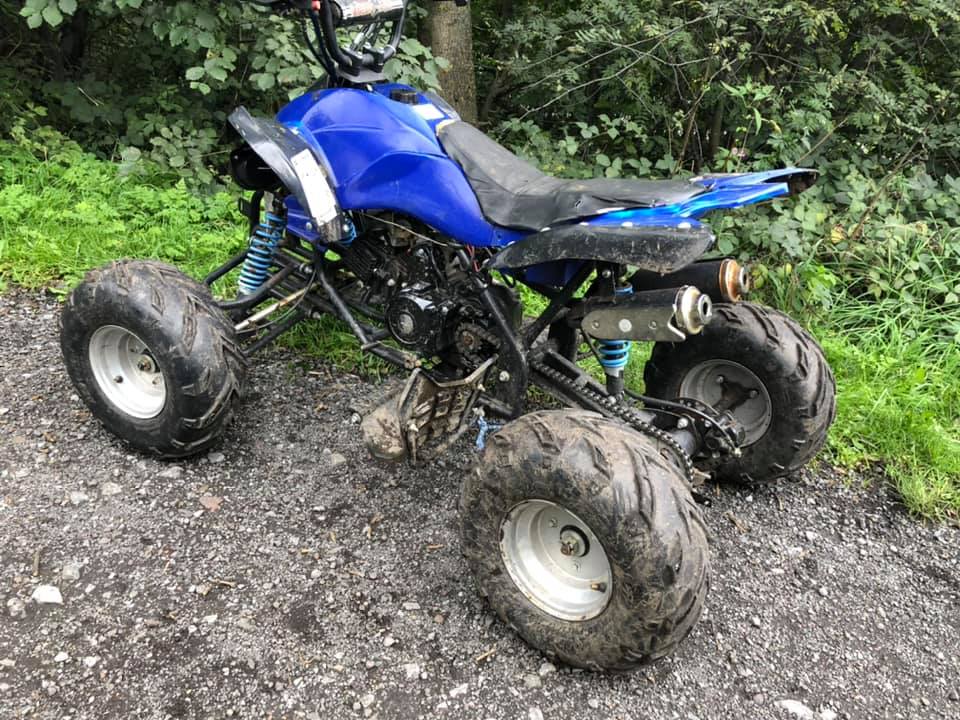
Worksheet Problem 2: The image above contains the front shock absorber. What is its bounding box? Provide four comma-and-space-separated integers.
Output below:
597, 286, 634, 397
238, 206, 285, 296
340, 216, 357, 247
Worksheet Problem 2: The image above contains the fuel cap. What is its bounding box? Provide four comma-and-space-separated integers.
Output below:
390, 88, 419, 105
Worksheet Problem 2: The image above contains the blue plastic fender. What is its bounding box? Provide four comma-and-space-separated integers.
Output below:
228, 106, 343, 243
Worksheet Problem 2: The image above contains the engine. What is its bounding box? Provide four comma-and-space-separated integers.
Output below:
334, 216, 504, 360
385, 284, 456, 356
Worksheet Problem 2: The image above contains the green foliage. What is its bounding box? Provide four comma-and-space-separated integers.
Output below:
820, 314, 959, 519
0, 129, 244, 290
0, 0, 444, 189
391, 37, 451, 91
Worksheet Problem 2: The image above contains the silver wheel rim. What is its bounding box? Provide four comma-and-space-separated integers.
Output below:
88, 325, 167, 420
679, 359, 772, 446
500, 500, 612, 621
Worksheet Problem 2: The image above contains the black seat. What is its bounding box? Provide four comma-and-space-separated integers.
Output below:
438, 121, 706, 232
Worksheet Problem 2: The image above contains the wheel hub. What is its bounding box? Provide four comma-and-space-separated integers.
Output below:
88, 325, 167, 420
559, 526, 589, 557
500, 500, 612, 621
679, 359, 772, 446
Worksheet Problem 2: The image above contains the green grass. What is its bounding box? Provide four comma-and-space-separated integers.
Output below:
1, 133, 957, 520
0, 133, 245, 291
817, 303, 959, 519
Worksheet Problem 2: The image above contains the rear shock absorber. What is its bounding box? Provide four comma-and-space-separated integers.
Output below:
238, 204, 285, 296
597, 286, 634, 397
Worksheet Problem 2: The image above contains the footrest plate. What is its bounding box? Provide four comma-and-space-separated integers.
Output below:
362, 358, 495, 463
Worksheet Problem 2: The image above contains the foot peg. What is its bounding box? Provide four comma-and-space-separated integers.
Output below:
362, 358, 495, 463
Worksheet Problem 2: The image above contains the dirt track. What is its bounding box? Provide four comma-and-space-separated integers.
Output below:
1, 287, 958, 720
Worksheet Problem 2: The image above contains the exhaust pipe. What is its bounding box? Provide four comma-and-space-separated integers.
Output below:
582, 286, 713, 343
631, 259, 751, 303
675, 286, 713, 335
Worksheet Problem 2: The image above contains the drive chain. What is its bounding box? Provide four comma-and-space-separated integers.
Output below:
456, 322, 504, 369
459, 322, 696, 480
530, 358, 696, 481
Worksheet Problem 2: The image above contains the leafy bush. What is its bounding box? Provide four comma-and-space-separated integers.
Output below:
0, 0, 446, 189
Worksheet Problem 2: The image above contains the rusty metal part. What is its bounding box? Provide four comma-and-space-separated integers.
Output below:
630, 259, 751, 304
455, 322, 501, 369
718, 259, 751, 302
235, 284, 315, 332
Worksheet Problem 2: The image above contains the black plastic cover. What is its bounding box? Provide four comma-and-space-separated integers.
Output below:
438, 121, 707, 231
489, 222, 716, 275
228, 106, 342, 242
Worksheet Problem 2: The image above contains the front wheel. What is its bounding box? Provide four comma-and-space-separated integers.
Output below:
60, 260, 247, 458
460, 410, 710, 671
644, 302, 836, 484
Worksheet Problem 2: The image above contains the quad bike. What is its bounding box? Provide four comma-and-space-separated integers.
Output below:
59, 0, 835, 671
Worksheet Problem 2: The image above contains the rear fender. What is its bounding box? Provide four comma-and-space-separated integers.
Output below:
490, 168, 816, 277
489, 220, 715, 275
229, 106, 343, 242
588, 168, 819, 226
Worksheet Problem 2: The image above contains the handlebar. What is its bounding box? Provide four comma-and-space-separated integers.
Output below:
246, 1, 466, 81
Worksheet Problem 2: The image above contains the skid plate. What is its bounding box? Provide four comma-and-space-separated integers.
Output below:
362, 358, 495, 463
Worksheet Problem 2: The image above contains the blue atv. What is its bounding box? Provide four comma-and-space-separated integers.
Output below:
59, 0, 835, 671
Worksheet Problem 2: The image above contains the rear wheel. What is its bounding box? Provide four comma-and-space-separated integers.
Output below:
460, 410, 709, 671
60, 260, 246, 458
644, 302, 835, 483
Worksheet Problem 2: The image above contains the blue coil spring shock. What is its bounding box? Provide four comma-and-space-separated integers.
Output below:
597, 286, 634, 393
340, 216, 357, 247
237, 210, 285, 295
597, 339, 632, 374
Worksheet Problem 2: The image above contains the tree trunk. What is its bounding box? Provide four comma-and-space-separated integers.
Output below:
424, 3, 477, 123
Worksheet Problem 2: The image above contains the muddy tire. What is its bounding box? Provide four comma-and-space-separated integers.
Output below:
60, 260, 246, 458
644, 302, 835, 484
460, 410, 709, 671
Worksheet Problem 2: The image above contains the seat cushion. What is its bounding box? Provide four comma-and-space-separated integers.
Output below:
438, 121, 706, 231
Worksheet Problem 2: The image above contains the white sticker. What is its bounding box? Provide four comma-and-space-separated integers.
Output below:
290, 149, 337, 224
412, 103, 445, 121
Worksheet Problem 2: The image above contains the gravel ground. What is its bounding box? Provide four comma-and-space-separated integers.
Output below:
1, 286, 958, 720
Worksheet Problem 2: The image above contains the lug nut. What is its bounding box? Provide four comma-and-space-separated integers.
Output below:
559, 527, 589, 558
